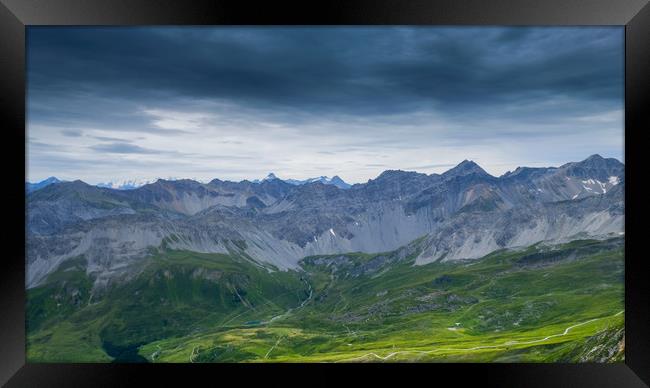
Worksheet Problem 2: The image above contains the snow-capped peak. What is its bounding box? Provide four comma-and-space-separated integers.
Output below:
250, 173, 281, 184
96, 178, 156, 190
285, 175, 351, 189
252, 173, 351, 189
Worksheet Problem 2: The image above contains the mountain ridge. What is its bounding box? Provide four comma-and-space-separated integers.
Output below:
28, 154, 621, 193
26, 176, 63, 193
26, 155, 624, 288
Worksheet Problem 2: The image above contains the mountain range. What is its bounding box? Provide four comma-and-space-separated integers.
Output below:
256, 173, 351, 189
28, 173, 352, 191
96, 178, 157, 190
26, 154, 624, 289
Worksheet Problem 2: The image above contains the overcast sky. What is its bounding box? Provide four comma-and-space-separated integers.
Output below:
27, 27, 624, 184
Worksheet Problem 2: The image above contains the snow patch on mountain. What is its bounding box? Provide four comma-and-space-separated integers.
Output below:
254, 173, 351, 189
96, 178, 158, 190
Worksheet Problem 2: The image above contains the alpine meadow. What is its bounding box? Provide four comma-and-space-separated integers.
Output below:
26, 27, 624, 363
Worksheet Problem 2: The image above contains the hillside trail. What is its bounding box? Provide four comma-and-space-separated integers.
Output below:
338, 310, 624, 362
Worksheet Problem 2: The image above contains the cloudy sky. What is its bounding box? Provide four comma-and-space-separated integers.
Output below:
27, 27, 624, 185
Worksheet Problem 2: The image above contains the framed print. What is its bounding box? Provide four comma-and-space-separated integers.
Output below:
1, 0, 649, 386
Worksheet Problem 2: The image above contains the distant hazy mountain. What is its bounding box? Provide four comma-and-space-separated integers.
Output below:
96, 179, 156, 190
26, 177, 63, 193
285, 175, 351, 189
252, 173, 351, 189
26, 155, 623, 288
55, 174, 351, 191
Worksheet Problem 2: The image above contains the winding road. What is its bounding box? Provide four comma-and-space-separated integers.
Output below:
264, 336, 285, 359
260, 278, 313, 325
337, 310, 624, 362
189, 346, 199, 363
181, 279, 314, 362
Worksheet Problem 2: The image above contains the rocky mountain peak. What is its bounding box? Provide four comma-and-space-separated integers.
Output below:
264, 173, 279, 181
585, 154, 604, 161
328, 175, 351, 189
26, 176, 64, 193
373, 170, 426, 183
443, 160, 489, 178
209, 177, 223, 185
561, 155, 624, 181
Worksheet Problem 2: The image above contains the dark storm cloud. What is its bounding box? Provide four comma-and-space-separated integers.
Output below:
91, 135, 133, 142
26, 27, 624, 184
61, 129, 82, 137
27, 27, 623, 121
89, 142, 160, 154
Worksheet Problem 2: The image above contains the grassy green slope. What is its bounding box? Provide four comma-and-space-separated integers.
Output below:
27, 237, 624, 363
141, 237, 624, 363
27, 250, 309, 362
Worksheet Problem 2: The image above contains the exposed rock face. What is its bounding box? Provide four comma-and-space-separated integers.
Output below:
560, 323, 625, 362
26, 155, 624, 288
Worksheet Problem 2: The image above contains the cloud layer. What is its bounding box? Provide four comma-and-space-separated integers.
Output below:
27, 27, 624, 184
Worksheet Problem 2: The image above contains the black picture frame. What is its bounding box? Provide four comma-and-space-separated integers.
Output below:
1, 0, 649, 386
